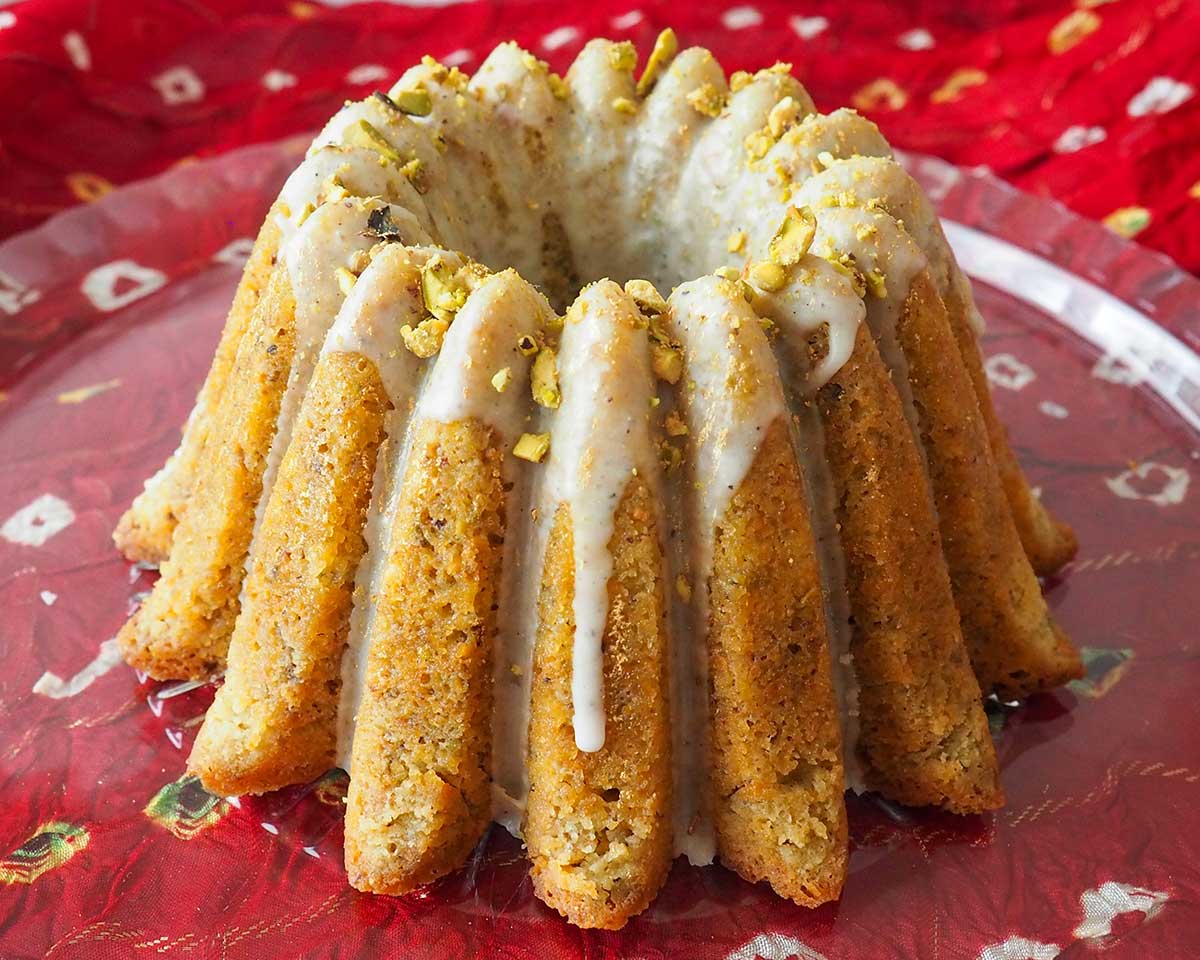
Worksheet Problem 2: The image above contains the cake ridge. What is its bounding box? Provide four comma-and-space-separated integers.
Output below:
113, 30, 1082, 929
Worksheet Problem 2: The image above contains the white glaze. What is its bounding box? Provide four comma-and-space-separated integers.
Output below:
543, 281, 658, 753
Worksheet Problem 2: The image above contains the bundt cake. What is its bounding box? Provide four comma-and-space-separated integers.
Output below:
113, 32, 1083, 929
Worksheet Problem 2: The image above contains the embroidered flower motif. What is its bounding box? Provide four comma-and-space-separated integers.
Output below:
213, 237, 256, 267
81, 259, 167, 312
722, 6, 764, 30
1048, 10, 1101, 55
1053, 125, 1106, 153
1105, 462, 1190, 506
262, 69, 298, 91
2, 493, 75, 546
897, 28, 935, 51
852, 77, 908, 112
1091, 352, 1148, 386
62, 31, 90, 70
151, 65, 206, 105
1073, 881, 1170, 939
0, 269, 41, 316
976, 936, 1060, 960
32, 638, 123, 699
931, 68, 988, 104
66, 171, 113, 202
727, 933, 829, 960
1127, 76, 1195, 117
540, 26, 581, 50
985, 353, 1036, 391
1102, 206, 1151, 238
789, 15, 829, 40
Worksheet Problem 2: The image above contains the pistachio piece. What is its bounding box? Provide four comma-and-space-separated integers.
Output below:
400, 315, 451, 358
608, 41, 637, 73
675, 574, 692, 602
730, 70, 752, 92
612, 96, 638, 116
323, 175, 350, 204
335, 266, 357, 296
744, 130, 774, 162
296, 201, 316, 226
420, 256, 468, 323
714, 265, 741, 282
392, 85, 433, 117
548, 72, 569, 100
768, 206, 817, 266
418, 55, 449, 83
816, 150, 836, 170
636, 28, 678, 96
624, 278, 668, 316
658, 439, 683, 471
767, 96, 802, 138
865, 269, 888, 299
749, 261, 788, 292
686, 82, 726, 118
726, 230, 747, 253
349, 119, 404, 165
531, 346, 561, 409
491, 367, 512, 392
513, 432, 551, 463
651, 341, 684, 384
664, 411, 688, 436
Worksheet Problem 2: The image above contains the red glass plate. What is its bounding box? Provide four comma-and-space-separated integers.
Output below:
1, 141, 1197, 959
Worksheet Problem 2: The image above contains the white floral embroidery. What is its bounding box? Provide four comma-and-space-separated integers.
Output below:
302, 845, 320, 858
0, 269, 41, 316
260, 821, 279, 835
1092, 351, 1148, 386
0, 12, 15, 29
345, 63, 388, 85
727, 934, 828, 960
81, 259, 167, 312
789, 15, 829, 40
611, 10, 643, 30
1039, 401, 1069, 419
723, 6, 763, 30
63, 31, 91, 70
1074, 882, 1170, 939
540, 26, 580, 51
1127, 76, 1194, 117
1105, 462, 1190, 506
32, 638, 122, 699
165, 727, 184, 749
152, 66, 205, 105
40, 590, 58, 606
262, 69, 298, 91
443, 48, 473, 68
985, 353, 1036, 391
2, 493, 75, 547
897, 28, 935, 50
1053, 125, 1106, 153
977, 936, 1060, 960
213, 237, 256, 267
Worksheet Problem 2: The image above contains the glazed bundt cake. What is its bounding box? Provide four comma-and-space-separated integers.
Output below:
113, 31, 1083, 928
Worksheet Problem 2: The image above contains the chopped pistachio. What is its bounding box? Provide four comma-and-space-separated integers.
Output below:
520, 51, 548, 74
624, 278, 668, 316
399, 157, 423, 182
608, 41, 637, 72
548, 72, 569, 100
420, 256, 468, 322
714, 265, 741, 282
400, 315, 451, 358
513, 432, 551, 462
612, 96, 638, 116
392, 85, 433, 117
767, 96, 802, 138
296, 201, 316, 226
816, 149, 836, 170
730, 70, 752, 92
531, 346, 561, 408
516, 334, 539, 356
637, 28, 678, 96
323, 176, 350, 203
749, 261, 788, 292
651, 341, 684, 384
335, 266, 357, 296
349, 119, 404, 165
769, 61, 793, 75
744, 130, 774, 162
491, 367, 512, 392
658, 439, 683, 471
649, 396, 661, 408
686, 82, 726, 118
768, 205, 817, 266
665, 411, 688, 436
865, 269, 888, 299
348, 249, 371, 274
739, 279, 757, 303
675, 574, 692, 602
418, 54, 449, 82
726, 230, 747, 253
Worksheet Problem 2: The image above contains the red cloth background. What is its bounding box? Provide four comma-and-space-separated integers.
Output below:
1, 0, 1200, 270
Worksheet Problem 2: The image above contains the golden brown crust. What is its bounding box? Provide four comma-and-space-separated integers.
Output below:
114, 213, 283, 565
118, 265, 298, 681
188, 350, 388, 795
345, 418, 505, 896
525, 481, 673, 930
896, 273, 1082, 698
818, 324, 1003, 813
940, 279, 1078, 576
708, 419, 847, 905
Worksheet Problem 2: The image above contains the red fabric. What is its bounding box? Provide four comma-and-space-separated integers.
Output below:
1, 0, 1199, 270
2, 3, 1200, 958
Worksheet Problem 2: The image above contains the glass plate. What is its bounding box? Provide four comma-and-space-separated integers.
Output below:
0, 141, 1196, 958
